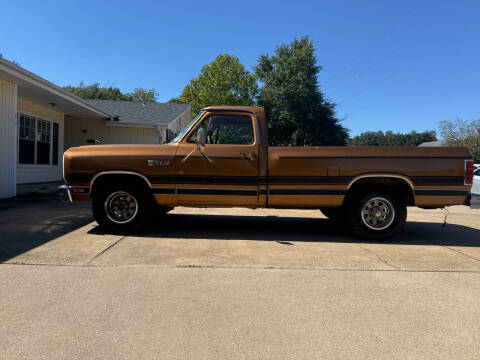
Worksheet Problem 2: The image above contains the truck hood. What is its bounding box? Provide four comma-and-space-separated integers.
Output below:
63, 143, 178, 185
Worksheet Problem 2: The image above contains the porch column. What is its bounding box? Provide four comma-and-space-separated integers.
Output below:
0, 78, 17, 198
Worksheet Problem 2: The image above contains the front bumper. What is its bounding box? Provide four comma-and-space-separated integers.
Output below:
58, 184, 73, 203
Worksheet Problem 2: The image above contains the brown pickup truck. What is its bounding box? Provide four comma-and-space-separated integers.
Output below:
60, 106, 475, 239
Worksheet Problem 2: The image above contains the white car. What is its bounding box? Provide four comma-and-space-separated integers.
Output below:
471, 165, 480, 209
472, 165, 480, 195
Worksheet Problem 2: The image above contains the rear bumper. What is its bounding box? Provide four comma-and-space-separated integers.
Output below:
58, 184, 73, 203
470, 193, 480, 209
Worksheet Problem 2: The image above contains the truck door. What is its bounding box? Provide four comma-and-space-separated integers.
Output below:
175, 111, 263, 207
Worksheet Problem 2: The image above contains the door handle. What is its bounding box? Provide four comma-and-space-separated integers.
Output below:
240, 151, 257, 160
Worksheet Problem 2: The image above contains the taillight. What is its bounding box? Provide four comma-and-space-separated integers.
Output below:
465, 160, 474, 185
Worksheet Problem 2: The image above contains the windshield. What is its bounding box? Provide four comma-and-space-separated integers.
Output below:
171, 111, 205, 143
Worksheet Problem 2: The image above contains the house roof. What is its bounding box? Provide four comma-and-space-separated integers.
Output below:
86, 100, 190, 126
0, 57, 110, 119
0, 57, 191, 126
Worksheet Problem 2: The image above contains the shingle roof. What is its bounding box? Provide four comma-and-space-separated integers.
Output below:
86, 100, 190, 125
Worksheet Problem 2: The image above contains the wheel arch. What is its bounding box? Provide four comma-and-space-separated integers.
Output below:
89, 171, 152, 199
343, 174, 415, 206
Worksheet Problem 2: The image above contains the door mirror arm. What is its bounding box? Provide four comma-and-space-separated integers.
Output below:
181, 128, 213, 164
197, 146, 214, 164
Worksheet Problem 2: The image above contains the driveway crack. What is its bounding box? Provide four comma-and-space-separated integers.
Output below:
404, 230, 480, 263
84, 236, 127, 265
441, 245, 480, 263
357, 244, 401, 270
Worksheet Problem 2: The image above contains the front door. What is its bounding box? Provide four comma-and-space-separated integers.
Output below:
175, 111, 262, 207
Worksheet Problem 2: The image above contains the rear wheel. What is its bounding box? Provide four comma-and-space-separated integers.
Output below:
347, 191, 407, 240
92, 184, 153, 233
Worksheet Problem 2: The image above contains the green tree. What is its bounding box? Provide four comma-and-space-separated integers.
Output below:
130, 88, 158, 102
169, 54, 258, 116
349, 130, 437, 146
255, 36, 348, 146
440, 118, 480, 162
63, 82, 129, 100
63, 82, 157, 102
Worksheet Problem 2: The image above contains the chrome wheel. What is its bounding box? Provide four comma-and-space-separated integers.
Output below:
104, 191, 139, 224
361, 197, 395, 231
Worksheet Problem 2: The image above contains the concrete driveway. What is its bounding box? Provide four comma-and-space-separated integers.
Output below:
1, 195, 480, 359
1, 196, 480, 271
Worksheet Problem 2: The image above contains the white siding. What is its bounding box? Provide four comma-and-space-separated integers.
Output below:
0, 79, 17, 198
16, 97, 65, 184
64, 117, 160, 149
178, 107, 192, 129
161, 107, 192, 143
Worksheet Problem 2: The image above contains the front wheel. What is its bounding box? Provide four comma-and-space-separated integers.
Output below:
92, 184, 153, 233
347, 191, 407, 240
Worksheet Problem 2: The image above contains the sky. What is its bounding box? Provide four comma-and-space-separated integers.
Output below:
1, 0, 479, 136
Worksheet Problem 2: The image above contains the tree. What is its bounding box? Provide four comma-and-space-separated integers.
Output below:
349, 130, 437, 146
440, 118, 480, 162
63, 82, 157, 102
255, 36, 348, 146
130, 88, 158, 102
63, 82, 127, 100
169, 54, 257, 116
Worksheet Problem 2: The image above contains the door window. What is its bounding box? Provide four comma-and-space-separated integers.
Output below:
188, 115, 254, 145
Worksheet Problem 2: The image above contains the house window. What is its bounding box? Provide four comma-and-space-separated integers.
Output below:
36, 119, 51, 164
52, 123, 59, 165
18, 113, 59, 166
19, 114, 36, 164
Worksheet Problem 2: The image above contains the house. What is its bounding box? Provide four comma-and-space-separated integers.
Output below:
64, 100, 190, 148
0, 57, 191, 198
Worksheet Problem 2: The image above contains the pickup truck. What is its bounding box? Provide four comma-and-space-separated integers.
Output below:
60, 106, 475, 239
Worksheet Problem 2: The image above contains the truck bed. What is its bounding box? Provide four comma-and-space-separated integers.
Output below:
267, 146, 471, 208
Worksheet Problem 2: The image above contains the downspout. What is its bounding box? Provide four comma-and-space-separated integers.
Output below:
156, 125, 164, 143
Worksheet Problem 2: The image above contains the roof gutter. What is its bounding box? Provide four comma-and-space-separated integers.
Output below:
103, 120, 158, 129
0, 57, 111, 118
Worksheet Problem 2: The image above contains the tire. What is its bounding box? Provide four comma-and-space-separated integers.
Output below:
92, 183, 154, 233
347, 191, 407, 240
320, 207, 345, 223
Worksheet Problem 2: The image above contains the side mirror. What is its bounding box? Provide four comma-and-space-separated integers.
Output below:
196, 127, 206, 147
